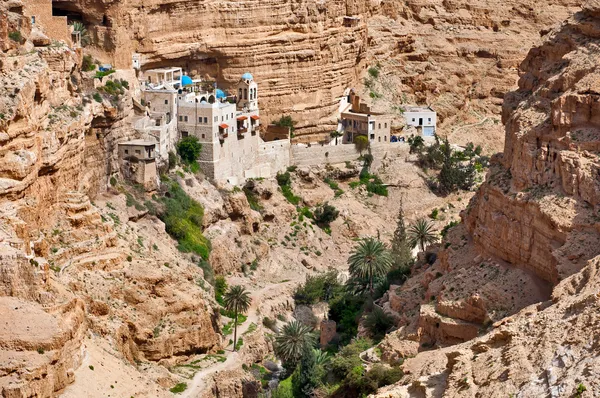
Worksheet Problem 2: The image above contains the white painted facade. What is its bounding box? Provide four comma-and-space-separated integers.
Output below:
404, 106, 437, 136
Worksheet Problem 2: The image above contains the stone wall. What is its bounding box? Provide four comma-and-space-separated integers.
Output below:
290, 142, 407, 167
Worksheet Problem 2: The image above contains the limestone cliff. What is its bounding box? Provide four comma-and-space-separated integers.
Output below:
375, 3, 600, 396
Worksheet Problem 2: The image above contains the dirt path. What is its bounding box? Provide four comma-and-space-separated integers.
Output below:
181, 277, 300, 398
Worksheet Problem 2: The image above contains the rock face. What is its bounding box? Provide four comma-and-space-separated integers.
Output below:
59, 0, 371, 138
364, 0, 580, 151
375, 4, 600, 396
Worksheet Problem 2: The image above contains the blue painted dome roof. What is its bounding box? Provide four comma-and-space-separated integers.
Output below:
181, 75, 193, 86
216, 89, 227, 99
241, 72, 253, 80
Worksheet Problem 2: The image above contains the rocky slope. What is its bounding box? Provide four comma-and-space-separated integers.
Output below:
374, 3, 600, 396
362, 0, 581, 152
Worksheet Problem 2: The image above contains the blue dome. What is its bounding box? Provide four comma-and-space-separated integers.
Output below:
241, 72, 253, 80
216, 89, 227, 99
181, 75, 193, 86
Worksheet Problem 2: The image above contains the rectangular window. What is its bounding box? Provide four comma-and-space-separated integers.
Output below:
124, 149, 129, 154
31, 16, 36, 24
428, 118, 432, 123
135, 150, 141, 154
202, 134, 205, 139
184, 116, 188, 122
214, 116, 218, 122
179, 116, 182, 122
164, 99, 168, 104
199, 117, 202, 123
412, 118, 415, 122
182, 131, 189, 138
370, 134, 375, 140
204, 117, 208, 123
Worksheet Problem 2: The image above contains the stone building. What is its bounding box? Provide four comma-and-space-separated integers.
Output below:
404, 106, 437, 137
23, 0, 76, 46
118, 140, 158, 190
340, 90, 391, 144
137, 70, 289, 185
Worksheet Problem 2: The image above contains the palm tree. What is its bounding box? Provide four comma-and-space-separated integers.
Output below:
348, 237, 393, 295
408, 218, 438, 252
274, 320, 316, 368
71, 21, 91, 47
223, 285, 251, 352
330, 130, 343, 145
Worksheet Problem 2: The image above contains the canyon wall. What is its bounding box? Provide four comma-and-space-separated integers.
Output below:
376, 3, 600, 396
54, 0, 372, 139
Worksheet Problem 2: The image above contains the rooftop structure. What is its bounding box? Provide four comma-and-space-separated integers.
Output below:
144, 67, 183, 89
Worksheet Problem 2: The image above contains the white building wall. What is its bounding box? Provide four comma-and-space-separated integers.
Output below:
404, 111, 436, 128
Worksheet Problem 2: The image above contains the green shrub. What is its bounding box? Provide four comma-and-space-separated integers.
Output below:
8, 31, 22, 42
273, 115, 297, 134
126, 255, 132, 262
281, 185, 300, 205
293, 271, 341, 305
93, 92, 102, 103
313, 202, 339, 227
276, 171, 292, 187
215, 276, 227, 305
82, 55, 96, 72
441, 220, 459, 237
177, 136, 202, 168
429, 208, 439, 220
94, 69, 115, 79
159, 178, 211, 260
168, 151, 177, 170
368, 66, 380, 79
170, 382, 187, 394
243, 187, 263, 212
364, 307, 394, 341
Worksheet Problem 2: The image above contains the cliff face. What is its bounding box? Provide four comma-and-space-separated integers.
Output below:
364, 0, 580, 151
0, 6, 221, 396
57, 0, 371, 138
375, 3, 600, 396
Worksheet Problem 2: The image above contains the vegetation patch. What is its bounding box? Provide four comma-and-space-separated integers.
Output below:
169, 383, 187, 394
276, 172, 301, 205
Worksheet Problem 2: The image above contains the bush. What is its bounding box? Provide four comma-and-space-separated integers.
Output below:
170, 383, 187, 394
441, 220, 460, 238
313, 202, 339, 227
328, 290, 367, 345
94, 69, 115, 79
368, 66, 380, 79
276, 172, 292, 187
109, 176, 117, 186
364, 307, 394, 341
177, 136, 202, 165
8, 31, 22, 43
274, 115, 297, 133
293, 271, 341, 305
82, 55, 96, 71
215, 276, 227, 305
429, 208, 439, 220
93, 92, 102, 103
354, 135, 369, 154
159, 177, 211, 260
168, 151, 177, 170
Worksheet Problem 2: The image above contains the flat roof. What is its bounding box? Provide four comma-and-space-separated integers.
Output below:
146, 67, 182, 74
119, 139, 157, 146
404, 106, 435, 113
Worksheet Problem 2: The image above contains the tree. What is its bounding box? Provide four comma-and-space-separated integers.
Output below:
390, 196, 412, 271
407, 134, 424, 154
223, 285, 251, 352
408, 218, 438, 252
177, 136, 202, 165
292, 345, 319, 397
274, 115, 297, 134
330, 130, 343, 145
348, 238, 393, 295
438, 136, 477, 194
354, 135, 369, 155
71, 21, 91, 46
313, 202, 339, 227
274, 320, 316, 369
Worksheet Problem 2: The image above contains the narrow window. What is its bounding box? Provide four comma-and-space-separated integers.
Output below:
378, 137, 381, 142
202, 134, 205, 139
412, 118, 415, 122
179, 116, 182, 122
199, 117, 202, 123
164, 99, 168, 104
124, 149, 129, 154
204, 117, 207, 123
384, 123, 387, 128
378, 123, 381, 129
184, 116, 188, 122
